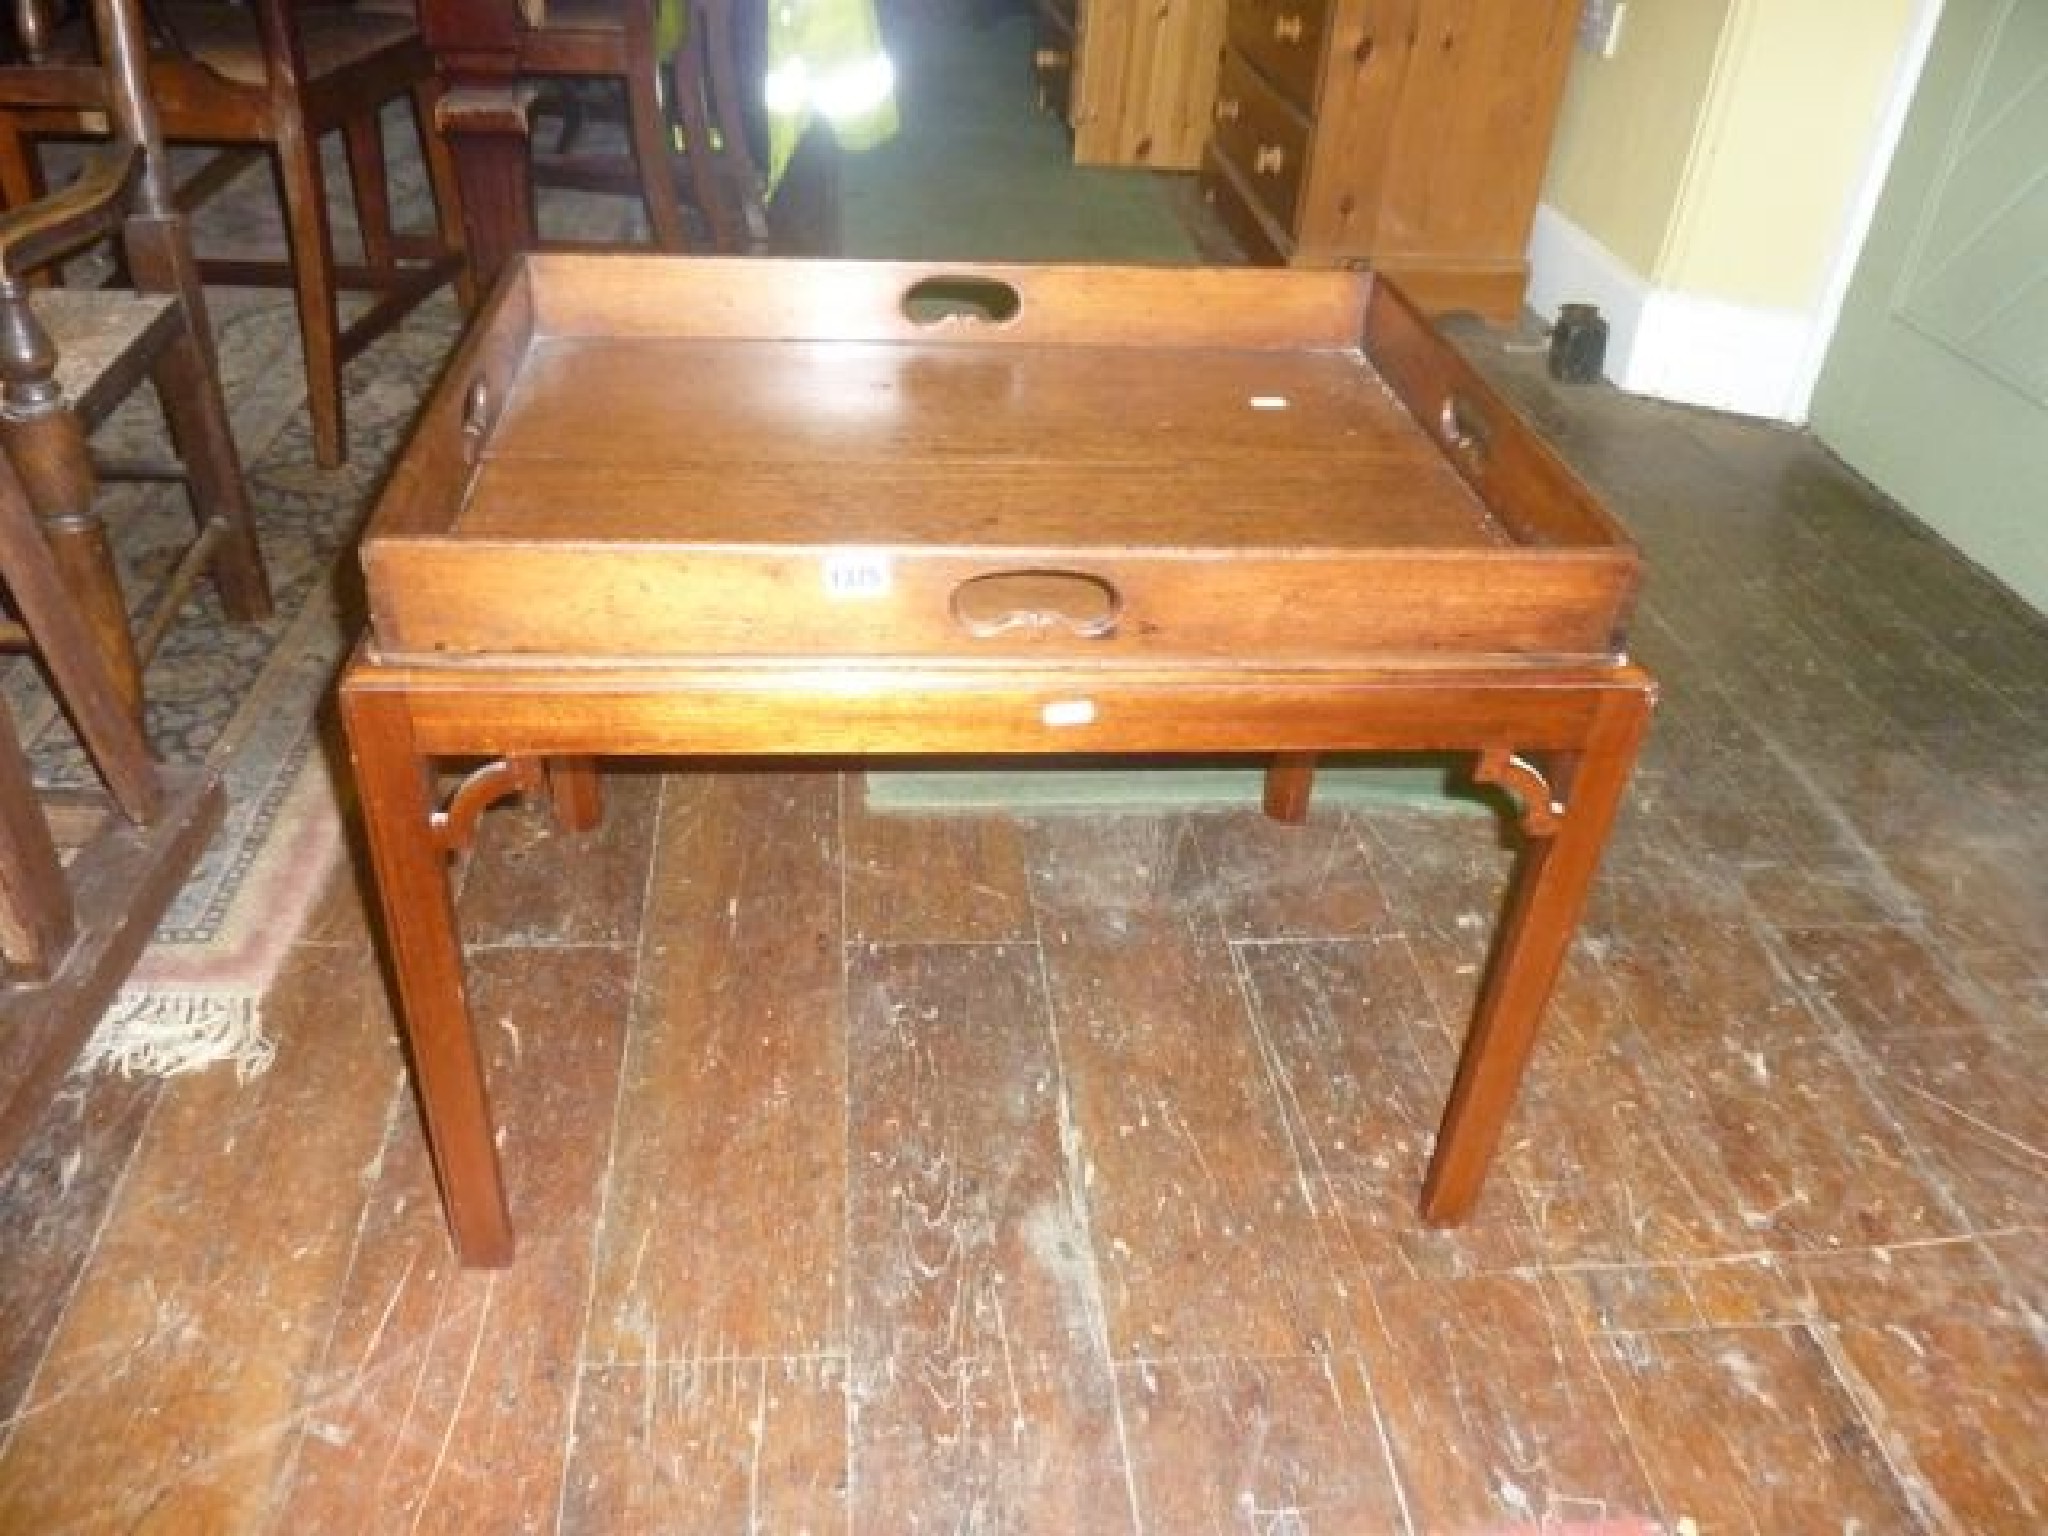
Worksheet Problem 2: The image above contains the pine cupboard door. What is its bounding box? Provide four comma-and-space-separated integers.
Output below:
1070, 0, 1227, 168
1810, 0, 2048, 614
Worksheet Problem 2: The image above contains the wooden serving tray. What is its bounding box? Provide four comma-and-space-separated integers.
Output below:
362, 256, 1640, 669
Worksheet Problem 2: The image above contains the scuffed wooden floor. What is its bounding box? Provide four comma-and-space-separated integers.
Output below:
1, 330, 2044, 1533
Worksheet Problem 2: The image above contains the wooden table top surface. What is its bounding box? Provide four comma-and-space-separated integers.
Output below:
456, 337, 1504, 552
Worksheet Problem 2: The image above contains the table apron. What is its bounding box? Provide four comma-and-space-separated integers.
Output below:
349, 666, 1653, 759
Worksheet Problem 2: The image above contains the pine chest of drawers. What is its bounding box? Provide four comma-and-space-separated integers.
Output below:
1201, 0, 1576, 321
1035, 0, 1226, 170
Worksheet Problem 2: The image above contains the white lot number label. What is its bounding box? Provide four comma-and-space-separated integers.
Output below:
823, 551, 892, 599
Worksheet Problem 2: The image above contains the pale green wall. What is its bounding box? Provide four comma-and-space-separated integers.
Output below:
1811, 0, 2048, 614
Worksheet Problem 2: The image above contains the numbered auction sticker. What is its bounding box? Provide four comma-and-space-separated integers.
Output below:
822, 551, 893, 599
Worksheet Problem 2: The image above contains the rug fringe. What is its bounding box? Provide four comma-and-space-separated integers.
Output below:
82, 991, 277, 1082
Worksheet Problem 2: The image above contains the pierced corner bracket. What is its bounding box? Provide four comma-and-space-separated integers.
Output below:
1473, 748, 1564, 838
430, 756, 546, 855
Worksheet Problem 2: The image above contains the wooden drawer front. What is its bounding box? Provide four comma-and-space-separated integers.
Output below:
1211, 48, 1310, 234
1200, 145, 1289, 264
1227, 0, 1329, 112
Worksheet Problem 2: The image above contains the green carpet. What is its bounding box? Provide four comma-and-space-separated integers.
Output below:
861, 758, 1479, 814
844, 7, 1471, 815
842, 9, 1200, 264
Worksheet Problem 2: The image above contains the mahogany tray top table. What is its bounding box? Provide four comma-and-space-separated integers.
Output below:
341, 254, 1654, 1266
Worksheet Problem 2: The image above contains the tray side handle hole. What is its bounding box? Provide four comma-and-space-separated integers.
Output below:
903, 275, 1023, 328
1439, 393, 1492, 476
461, 378, 491, 463
951, 569, 1120, 639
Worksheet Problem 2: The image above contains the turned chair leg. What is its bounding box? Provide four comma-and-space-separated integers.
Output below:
0, 447, 161, 826
0, 286, 146, 725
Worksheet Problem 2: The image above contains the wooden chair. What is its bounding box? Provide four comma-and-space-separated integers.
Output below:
524, 0, 697, 248
674, 0, 769, 249
523, 0, 766, 252
0, 0, 271, 724
0, 0, 472, 467
0, 430, 224, 1172
0, 428, 163, 977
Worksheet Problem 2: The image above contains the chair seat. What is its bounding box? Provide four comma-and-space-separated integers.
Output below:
29, 288, 178, 426
157, 4, 420, 86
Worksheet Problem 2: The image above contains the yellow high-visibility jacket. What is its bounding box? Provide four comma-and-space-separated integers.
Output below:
763, 0, 899, 187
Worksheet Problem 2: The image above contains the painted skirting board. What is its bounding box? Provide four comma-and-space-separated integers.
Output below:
1526, 203, 1824, 424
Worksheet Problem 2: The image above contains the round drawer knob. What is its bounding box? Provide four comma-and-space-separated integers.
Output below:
1215, 96, 1241, 122
1254, 144, 1287, 176
1274, 13, 1304, 42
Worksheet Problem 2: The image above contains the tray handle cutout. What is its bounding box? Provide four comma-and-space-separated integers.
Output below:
461, 378, 491, 463
951, 569, 1121, 640
903, 274, 1023, 327
1438, 393, 1491, 476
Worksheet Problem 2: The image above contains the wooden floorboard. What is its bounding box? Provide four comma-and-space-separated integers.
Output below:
270, 944, 633, 1532
0, 1065, 160, 1429
0, 942, 400, 1530
3, 313, 2045, 1534
1117, 1353, 1410, 1533
578, 772, 845, 1366
563, 1356, 848, 1532
1361, 1270, 1656, 1532
844, 939, 1128, 1530
1593, 1323, 1921, 1533
1027, 814, 1361, 1363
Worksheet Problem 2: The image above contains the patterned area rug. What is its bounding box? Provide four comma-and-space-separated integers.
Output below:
7, 139, 470, 1076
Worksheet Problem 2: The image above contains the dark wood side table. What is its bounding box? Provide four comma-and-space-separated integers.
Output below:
341, 255, 1655, 1265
